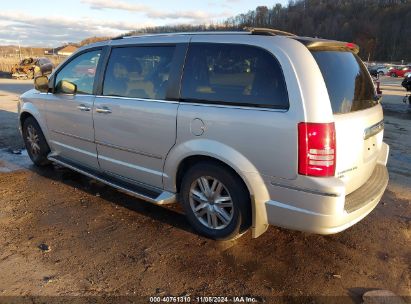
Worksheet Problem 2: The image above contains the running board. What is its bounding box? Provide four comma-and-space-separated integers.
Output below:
47, 155, 176, 205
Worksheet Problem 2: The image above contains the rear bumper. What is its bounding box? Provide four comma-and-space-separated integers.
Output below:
265, 163, 389, 235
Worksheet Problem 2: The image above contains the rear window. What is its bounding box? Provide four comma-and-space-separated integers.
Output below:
312, 51, 377, 114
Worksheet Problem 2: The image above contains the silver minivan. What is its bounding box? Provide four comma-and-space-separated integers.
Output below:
19, 28, 389, 240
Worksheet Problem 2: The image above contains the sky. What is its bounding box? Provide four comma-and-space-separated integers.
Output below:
0, 0, 288, 47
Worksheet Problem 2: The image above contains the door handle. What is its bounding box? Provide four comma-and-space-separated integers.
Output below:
96, 106, 112, 114
77, 104, 91, 111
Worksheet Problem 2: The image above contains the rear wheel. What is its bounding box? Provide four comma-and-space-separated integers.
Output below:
22, 117, 51, 166
180, 161, 251, 240
391, 72, 397, 77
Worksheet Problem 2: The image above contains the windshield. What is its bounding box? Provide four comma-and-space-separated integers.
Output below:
312, 51, 377, 114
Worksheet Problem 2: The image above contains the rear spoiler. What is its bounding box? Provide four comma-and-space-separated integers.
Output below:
303, 40, 359, 54
243, 28, 360, 54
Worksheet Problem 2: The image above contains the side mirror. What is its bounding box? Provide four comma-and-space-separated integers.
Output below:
56, 80, 77, 95
34, 76, 49, 93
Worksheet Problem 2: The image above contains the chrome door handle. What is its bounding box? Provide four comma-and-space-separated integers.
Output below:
77, 104, 91, 111
96, 107, 112, 114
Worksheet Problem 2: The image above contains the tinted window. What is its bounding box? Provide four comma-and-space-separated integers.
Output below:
55, 50, 101, 95
181, 43, 289, 109
312, 51, 377, 114
103, 46, 175, 100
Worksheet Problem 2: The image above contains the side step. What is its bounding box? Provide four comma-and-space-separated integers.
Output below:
48, 155, 176, 205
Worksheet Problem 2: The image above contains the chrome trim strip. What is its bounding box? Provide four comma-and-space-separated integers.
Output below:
95, 96, 287, 111
103, 170, 163, 193
52, 130, 162, 160
95, 95, 178, 104
50, 141, 97, 157
95, 141, 162, 160
51, 130, 94, 143
39, 93, 93, 97
98, 154, 163, 176
181, 102, 288, 112
270, 181, 341, 197
364, 120, 384, 140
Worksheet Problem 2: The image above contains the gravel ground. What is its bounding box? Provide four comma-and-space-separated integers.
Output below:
0, 77, 409, 303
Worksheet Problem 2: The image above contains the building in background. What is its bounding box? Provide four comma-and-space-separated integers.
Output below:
44, 45, 78, 57
57, 45, 78, 56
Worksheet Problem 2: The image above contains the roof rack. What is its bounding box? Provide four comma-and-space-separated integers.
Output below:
245, 27, 296, 37
111, 31, 249, 40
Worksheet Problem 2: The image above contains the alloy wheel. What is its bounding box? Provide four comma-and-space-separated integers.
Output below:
189, 176, 234, 230
26, 125, 41, 156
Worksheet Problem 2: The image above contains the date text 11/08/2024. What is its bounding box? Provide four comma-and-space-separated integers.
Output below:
149, 296, 259, 303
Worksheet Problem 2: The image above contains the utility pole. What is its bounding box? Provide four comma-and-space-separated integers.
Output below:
18, 41, 22, 60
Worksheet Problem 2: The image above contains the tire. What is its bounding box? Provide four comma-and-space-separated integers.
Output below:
180, 161, 251, 240
22, 117, 51, 166
378, 71, 384, 77
391, 72, 397, 77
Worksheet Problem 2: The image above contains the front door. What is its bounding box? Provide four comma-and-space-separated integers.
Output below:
44, 49, 102, 170
93, 45, 179, 188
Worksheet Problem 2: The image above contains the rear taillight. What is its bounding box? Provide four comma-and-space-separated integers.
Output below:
298, 122, 336, 177
346, 42, 355, 49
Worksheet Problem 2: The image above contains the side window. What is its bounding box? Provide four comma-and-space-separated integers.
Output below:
103, 46, 175, 100
55, 50, 101, 95
181, 43, 289, 109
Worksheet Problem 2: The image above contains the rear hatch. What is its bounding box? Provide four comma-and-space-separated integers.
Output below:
310, 46, 383, 195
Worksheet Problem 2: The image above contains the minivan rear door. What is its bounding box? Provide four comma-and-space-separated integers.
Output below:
312, 50, 383, 194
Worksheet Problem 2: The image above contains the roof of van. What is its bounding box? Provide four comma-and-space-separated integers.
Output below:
82, 28, 359, 54
111, 28, 296, 39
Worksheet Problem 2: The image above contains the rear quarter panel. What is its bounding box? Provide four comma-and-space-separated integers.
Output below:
164, 35, 336, 189
164, 35, 331, 186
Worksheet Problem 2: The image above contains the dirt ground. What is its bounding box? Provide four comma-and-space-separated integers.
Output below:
0, 77, 410, 303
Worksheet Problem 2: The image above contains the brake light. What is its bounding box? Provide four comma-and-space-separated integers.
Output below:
346, 42, 355, 49
298, 122, 336, 177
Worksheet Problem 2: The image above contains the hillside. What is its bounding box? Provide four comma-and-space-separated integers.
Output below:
226, 0, 411, 62
127, 0, 411, 62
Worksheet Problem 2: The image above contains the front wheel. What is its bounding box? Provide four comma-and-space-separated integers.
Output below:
180, 161, 251, 240
391, 72, 397, 77
22, 117, 51, 166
